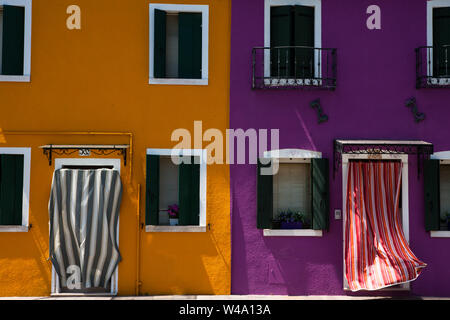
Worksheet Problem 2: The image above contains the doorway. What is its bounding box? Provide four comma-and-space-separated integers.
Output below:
341, 154, 410, 291
50, 158, 121, 295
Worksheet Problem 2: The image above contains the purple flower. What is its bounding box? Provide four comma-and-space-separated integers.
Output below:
168, 204, 179, 218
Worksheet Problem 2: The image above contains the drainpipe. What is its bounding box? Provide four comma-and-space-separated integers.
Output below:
136, 183, 142, 295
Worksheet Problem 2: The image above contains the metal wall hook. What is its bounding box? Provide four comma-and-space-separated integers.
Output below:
405, 97, 426, 123
310, 99, 329, 124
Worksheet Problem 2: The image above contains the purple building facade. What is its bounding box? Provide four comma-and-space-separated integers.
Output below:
230, 0, 450, 297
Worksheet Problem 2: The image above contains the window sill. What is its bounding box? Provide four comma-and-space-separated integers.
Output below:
0, 225, 29, 232
146, 225, 207, 233
0, 75, 30, 82
263, 229, 323, 237
430, 231, 450, 238
148, 78, 208, 86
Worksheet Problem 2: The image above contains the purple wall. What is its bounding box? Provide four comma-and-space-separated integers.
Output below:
230, 0, 450, 296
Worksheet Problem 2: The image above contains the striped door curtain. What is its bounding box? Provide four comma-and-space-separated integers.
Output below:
49, 169, 122, 292
345, 161, 426, 291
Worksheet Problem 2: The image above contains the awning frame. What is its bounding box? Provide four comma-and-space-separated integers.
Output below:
39, 144, 129, 166
333, 139, 434, 179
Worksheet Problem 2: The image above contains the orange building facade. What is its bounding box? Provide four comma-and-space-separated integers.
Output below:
0, 0, 231, 296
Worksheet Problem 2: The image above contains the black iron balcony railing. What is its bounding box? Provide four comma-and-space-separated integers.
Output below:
252, 46, 337, 90
416, 45, 450, 88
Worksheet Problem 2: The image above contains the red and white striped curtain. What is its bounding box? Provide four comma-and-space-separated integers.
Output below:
345, 161, 426, 291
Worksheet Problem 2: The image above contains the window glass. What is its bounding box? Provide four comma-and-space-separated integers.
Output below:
0, 9, 3, 72
165, 14, 179, 78
440, 164, 450, 230
273, 162, 312, 227
159, 156, 179, 225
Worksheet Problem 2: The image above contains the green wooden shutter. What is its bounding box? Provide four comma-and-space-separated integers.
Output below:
145, 155, 159, 225
311, 158, 329, 231
270, 6, 293, 77
424, 159, 440, 231
0, 154, 24, 225
178, 156, 200, 225
293, 5, 315, 78
257, 158, 273, 229
154, 9, 167, 78
1, 5, 25, 76
178, 12, 202, 79
433, 7, 450, 77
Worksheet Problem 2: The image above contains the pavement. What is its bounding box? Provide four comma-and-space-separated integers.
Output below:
0, 294, 449, 300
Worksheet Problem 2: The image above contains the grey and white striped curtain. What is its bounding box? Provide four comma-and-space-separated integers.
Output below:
49, 169, 122, 291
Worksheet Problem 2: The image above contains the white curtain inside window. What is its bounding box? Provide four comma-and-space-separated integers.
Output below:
0, 10, 3, 73
440, 164, 450, 223
159, 156, 179, 225
273, 162, 311, 219
165, 13, 179, 78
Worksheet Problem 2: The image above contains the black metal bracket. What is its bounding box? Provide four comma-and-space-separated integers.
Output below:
405, 97, 425, 123
310, 99, 328, 124
333, 140, 433, 180
42, 145, 128, 166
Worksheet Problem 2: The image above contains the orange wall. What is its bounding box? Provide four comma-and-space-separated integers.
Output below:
0, 0, 230, 296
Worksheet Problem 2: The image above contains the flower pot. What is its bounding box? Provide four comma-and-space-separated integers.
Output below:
280, 221, 303, 229
169, 218, 179, 226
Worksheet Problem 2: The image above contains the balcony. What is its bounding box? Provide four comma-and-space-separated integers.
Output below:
416, 46, 450, 88
251, 46, 337, 90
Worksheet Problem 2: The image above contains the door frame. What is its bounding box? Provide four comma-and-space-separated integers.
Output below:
341, 153, 410, 291
50, 158, 121, 295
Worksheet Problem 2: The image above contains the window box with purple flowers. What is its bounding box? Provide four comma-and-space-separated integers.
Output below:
272, 210, 310, 230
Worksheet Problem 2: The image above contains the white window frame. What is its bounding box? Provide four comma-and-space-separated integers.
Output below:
429, 151, 450, 238
148, 3, 209, 86
342, 153, 410, 291
0, 147, 31, 232
426, 0, 450, 85
50, 158, 121, 296
145, 148, 207, 232
262, 148, 323, 237
263, 0, 322, 81
0, 0, 31, 82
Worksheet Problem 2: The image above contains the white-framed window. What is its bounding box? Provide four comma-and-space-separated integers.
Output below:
427, 151, 450, 238
427, 0, 450, 83
342, 153, 410, 291
0, 0, 31, 82
51, 158, 121, 296
0, 147, 31, 232
145, 148, 207, 232
263, 0, 321, 81
257, 149, 328, 237
149, 3, 209, 85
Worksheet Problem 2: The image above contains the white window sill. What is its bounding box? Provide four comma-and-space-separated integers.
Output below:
0, 75, 30, 82
0, 225, 29, 232
148, 78, 208, 86
263, 229, 323, 237
146, 225, 207, 233
430, 231, 450, 238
